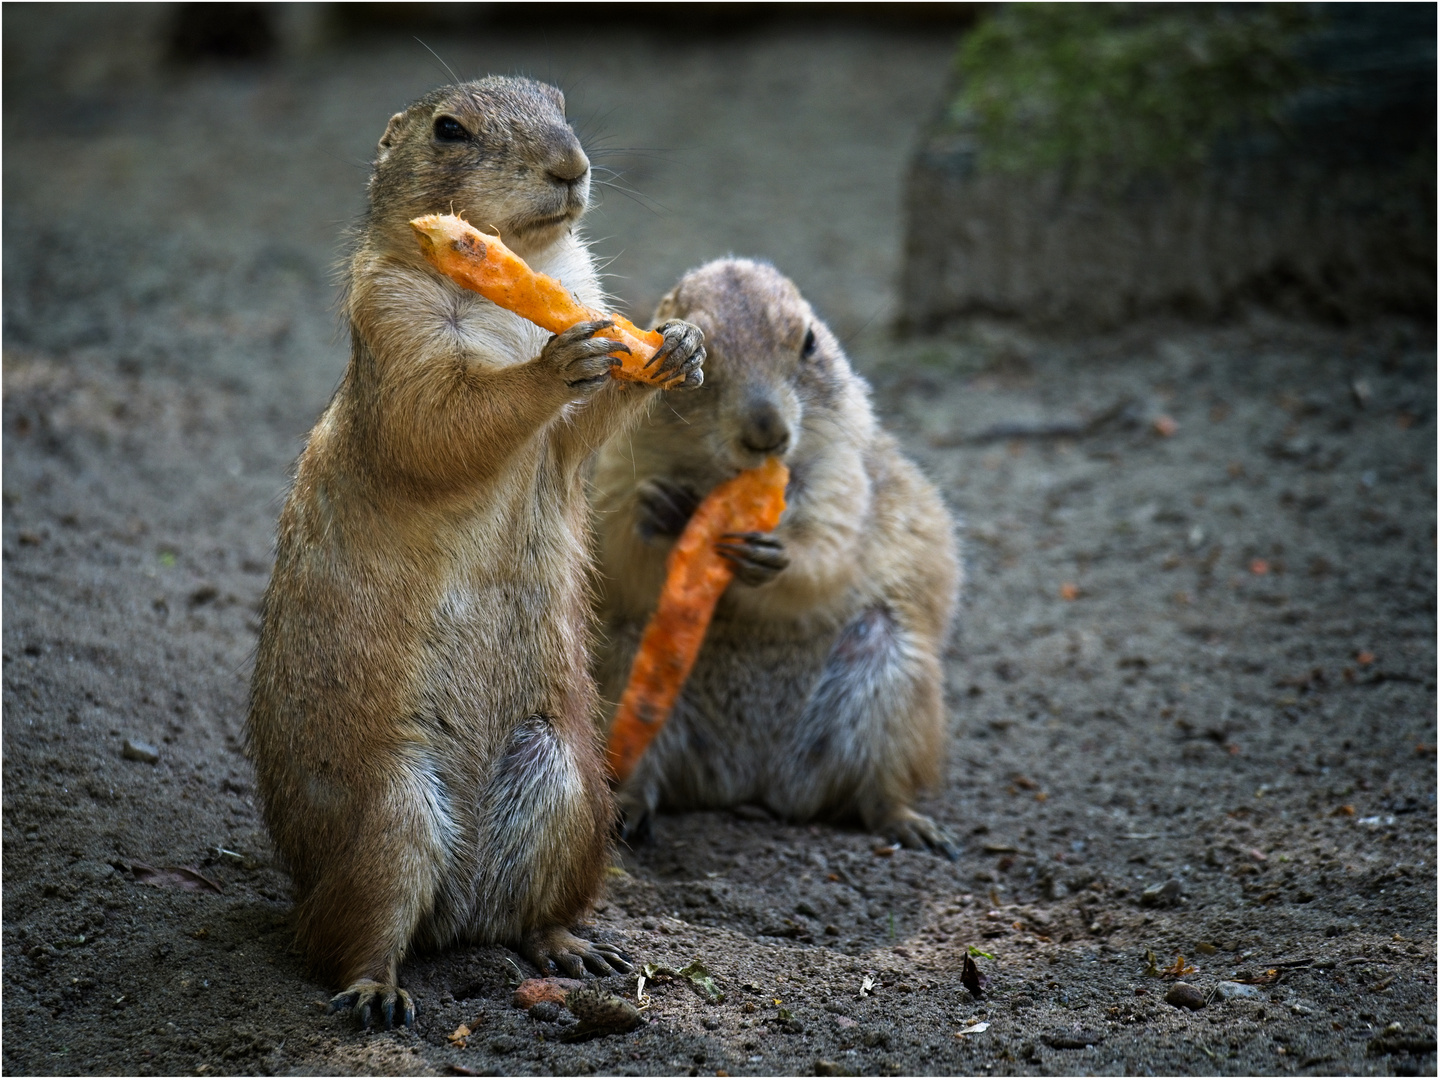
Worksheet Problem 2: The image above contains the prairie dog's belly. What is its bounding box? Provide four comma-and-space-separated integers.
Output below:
418, 575, 583, 730
649, 618, 837, 809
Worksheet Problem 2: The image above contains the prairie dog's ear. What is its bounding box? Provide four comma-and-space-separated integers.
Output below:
541, 83, 566, 112
376, 111, 406, 162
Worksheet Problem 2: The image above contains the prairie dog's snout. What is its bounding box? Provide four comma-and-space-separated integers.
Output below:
733, 384, 795, 458
543, 135, 590, 185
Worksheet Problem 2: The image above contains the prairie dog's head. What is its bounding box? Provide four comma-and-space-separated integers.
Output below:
366, 76, 589, 257
650, 259, 867, 474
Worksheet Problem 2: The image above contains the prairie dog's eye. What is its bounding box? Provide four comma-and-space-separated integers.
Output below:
433, 116, 468, 142
800, 328, 817, 358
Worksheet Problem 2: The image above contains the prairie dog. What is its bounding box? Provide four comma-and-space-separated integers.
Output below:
592, 259, 960, 856
245, 77, 704, 1028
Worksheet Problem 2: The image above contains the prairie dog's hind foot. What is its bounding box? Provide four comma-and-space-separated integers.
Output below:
616, 787, 656, 845
329, 979, 416, 1030
521, 926, 633, 979
880, 807, 958, 861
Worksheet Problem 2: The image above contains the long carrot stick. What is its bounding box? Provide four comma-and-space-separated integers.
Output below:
409, 213, 682, 387
606, 457, 790, 783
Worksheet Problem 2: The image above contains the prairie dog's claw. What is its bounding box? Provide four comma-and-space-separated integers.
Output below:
329, 979, 416, 1030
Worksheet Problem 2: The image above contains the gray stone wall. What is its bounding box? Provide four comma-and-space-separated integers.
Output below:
900, 3, 1436, 331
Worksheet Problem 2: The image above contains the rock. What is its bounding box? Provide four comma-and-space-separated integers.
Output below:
1367, 1028, 1437, 1057
563, 986, 642, 1033
1140, 879, 1183, 907
1213, 981, 1263, 1001
122, 738, 160, 764
898, 6, 1435, 332
1164, 983, 1207, 1010
814, 1060, 851, 1076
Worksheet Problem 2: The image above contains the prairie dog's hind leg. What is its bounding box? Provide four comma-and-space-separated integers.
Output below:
471, 715, 627, 979
290, 755, 451, 1029
782, 604, 958, 859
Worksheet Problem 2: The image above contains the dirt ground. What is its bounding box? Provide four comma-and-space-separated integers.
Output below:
3, 10, 1436, 1077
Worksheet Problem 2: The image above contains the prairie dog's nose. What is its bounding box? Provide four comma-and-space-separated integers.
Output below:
546, 135, 590, 184
740, 398, 792, 456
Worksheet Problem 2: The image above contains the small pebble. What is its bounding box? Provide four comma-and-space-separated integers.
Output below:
1164, 982, 1207, 1010
1140, 879, 1182, 907
1213, 981, 1262, 1001
122, 739, 160, 764
528, 1000, 563, 1022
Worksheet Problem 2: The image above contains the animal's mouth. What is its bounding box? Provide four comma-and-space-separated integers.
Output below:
523, 210, 578, 230
726, 438, 794, 473
515, 183, 589, 234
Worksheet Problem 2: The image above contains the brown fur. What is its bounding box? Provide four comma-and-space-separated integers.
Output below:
245, 77, 703, 1027
592, 259, 961, 854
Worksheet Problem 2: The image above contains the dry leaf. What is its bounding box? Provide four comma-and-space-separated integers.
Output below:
129, 862, 223, 895
447, 1023, 471, 1047
1162, 955, 1197, 978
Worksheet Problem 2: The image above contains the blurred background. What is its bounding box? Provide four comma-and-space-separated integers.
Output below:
3, 1, 976, 419
4, 2, 1432, 414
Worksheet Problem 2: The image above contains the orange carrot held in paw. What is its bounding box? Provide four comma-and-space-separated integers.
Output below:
606, 457, 790, 783
409, 213, 680, 386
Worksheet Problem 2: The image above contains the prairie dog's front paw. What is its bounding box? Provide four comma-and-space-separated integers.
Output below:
635, 478, 700, 541
647, 319, 705, 389
715, 531, 788, 587
542, 319, 628, 393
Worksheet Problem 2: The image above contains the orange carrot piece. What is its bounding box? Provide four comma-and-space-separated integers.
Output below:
606, 457, 790, 783
409, 213, 678, 386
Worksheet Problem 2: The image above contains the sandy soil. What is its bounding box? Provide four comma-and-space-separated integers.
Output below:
3, 11, 1436, 1077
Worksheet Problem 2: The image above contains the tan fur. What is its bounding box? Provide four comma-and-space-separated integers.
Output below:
592, 259, 962, 853
246, 77, 702, 1025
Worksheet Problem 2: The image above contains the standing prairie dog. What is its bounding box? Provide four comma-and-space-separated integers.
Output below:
592, 259, 960, 856
245, 77, 704, 1029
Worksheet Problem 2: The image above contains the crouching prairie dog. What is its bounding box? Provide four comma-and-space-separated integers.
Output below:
245, 77, 704, 1029
591, 259, 960, 857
